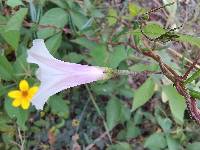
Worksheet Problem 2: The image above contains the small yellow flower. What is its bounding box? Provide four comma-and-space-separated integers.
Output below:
8, 80, 38, 110
72, 119, 80, 127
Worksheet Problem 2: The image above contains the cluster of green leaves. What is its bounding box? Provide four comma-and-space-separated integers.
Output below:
0, 0, 200, 149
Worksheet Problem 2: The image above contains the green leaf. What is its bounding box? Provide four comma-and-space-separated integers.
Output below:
162, 85, 186, 124
72, 37, 108, 66
4, 98, 29, 130
0, 55, 14, 80
1, 31, 20, 50
187, 142, 200, 150
0, 113, 13, 132
91, 81, 115, 96
45, 33, 62, 55
155, 110, 172, 133
108, 46, 127, 68
69, 9, 88, 30
0, 22, 6, 34
6, 8, 28, 31
119, 103, 131, 122
13, 51, 28, 79
79, 18, 93, 32
0, 85, 9, 97
143, 22, 166, 38
84, 0, 93, 9
37, 8, 68, 39
166, 134, 181, 150
144, 132, 167, 150
128, 3, 140, 17
7, 0, 24, 8
184, 69, 200, 84
106, 98, 130, 130
117, 122, 140, 140
132, 77, 155, 111
107, 142, 132, 150
107, 8, 117, 26
178, 34, 200, 48
89, 46, 108, 66
48, 95, 69, 119
49, 0, 69, 9
189, 89, 200, 100
0, 14, 7, 25
133, 109, 143, 125
72, 37, 98, 50
2, 133, 15, 147
66, 52, 84, 63
0, 8, 28, 49
90, 44, 108, 66
106, 98, 121, 130
126, 121, 141, 139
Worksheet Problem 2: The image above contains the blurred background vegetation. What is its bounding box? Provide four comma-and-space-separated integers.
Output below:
1, 0, 200, 149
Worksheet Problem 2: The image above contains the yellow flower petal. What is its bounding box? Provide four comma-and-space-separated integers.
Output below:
21, 98, 30, 109
12, 99, 21, 107
28, 86, 38, 98
8, 90, 21, 99
19, 80, 29, 91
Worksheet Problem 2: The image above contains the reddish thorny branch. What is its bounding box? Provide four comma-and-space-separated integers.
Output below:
125, 38, 200, 124
108, 36, 200, 123
143, 50, 200, 124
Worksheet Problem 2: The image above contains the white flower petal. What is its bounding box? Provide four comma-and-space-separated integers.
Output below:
27, 39, 106, 110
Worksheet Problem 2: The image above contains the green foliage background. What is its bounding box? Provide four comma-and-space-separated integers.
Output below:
0, 0, 200, 149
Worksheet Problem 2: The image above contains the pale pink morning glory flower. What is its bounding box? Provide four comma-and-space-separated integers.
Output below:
27, 39, 108, 110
